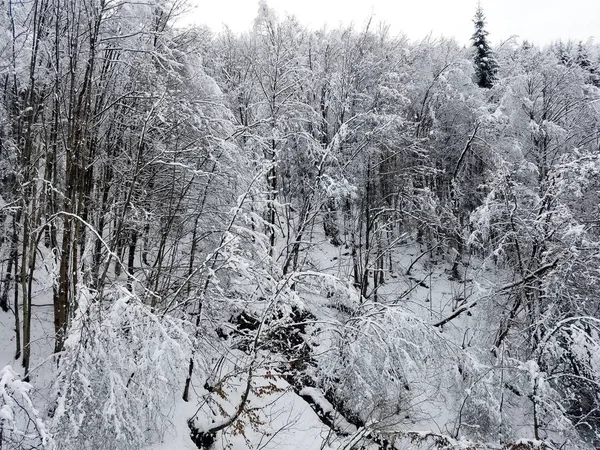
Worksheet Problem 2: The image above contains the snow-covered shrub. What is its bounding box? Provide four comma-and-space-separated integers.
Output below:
0, 365, 53, 449
316, 303, 452, 427
49, 287, 193, 450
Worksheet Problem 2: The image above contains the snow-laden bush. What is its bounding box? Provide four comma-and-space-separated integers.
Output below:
0, 365, 53, 449
316, 302, 453, 428
49, 287, 193, 450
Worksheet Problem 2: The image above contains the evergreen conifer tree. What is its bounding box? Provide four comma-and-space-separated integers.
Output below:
554, 40, 573, 66
576, 41, 591, 69
576, 41, 600, 87
471, 2, 498, 88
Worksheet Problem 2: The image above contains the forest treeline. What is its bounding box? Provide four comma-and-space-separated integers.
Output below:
1, 0, 600, 448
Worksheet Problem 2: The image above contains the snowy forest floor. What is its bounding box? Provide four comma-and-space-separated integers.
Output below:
1, 234, 544, 450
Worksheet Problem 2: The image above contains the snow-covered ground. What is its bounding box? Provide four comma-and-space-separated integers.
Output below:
145, 234, 518, 450
0, 235, 561, 450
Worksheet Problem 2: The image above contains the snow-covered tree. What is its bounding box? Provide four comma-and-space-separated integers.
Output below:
471, 3, 499, 89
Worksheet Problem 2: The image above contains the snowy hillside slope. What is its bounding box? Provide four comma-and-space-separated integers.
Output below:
0, 227, 592, 450
142, 234, 587, 450
0, 234, 552, 450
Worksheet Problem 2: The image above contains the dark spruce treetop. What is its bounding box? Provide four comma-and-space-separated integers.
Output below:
471, 2, 498, 89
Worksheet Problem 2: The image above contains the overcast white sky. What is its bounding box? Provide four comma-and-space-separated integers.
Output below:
185, 0, 599, 46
